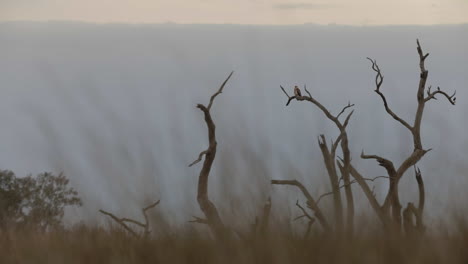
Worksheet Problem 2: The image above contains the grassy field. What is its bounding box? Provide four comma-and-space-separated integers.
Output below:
2, 220, 468, 264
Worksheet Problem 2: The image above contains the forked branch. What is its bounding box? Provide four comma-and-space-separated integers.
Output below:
425, 86, 456, 105
366, 57, 413, 131
271, 179, 330, 231
207, 71, 234, 110
99, 200, 160, 238
294, 200, 316, 238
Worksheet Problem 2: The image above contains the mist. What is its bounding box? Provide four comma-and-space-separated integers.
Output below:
0, 22, 467, 227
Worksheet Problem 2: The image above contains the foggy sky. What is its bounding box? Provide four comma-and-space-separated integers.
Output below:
0, 22, 467, 227
1, 0, 468, 25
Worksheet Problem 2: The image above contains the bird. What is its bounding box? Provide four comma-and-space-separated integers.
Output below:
294, 85, 302, 97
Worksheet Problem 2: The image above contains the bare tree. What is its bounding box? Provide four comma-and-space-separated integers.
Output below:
99, 200, 160, 238
364, 39, 455, 231
277, 85, 355, 233
273, 39, 455, 234
188, 71, 234, 239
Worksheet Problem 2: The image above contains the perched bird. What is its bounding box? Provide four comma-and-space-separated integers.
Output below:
294, 85, 302, 97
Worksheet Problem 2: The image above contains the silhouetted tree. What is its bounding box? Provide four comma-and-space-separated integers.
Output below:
0, 170, 82, 231
273, 39, 455, 235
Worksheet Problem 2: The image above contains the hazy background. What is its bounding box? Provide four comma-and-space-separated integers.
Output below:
1, 0, 467, 25
0, 22, 467, 228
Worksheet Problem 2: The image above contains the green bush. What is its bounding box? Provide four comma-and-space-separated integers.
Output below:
0, 170, 82, 231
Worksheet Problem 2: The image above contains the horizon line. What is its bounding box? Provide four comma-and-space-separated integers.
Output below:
1, 20, 468, 27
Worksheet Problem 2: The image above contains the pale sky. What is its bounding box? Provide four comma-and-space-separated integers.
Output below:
1, 0, 467, 25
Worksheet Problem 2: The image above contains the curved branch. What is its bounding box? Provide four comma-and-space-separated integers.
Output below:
99, 200, 160, 238
361, 150, 397, 177
425, 86, 456, 105
190, 71, 234, 239
99, 210, 139, 237
188, 150, 208, 167
271, 179, 330, 231
367, 57, 413, 131
207, 71, 234, 110
336, 101, 355, 120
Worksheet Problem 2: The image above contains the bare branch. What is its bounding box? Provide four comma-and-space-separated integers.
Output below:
280, 85, 302, 106
271, 179, 330, 231
348, 165, 388, 224
120, 218, 146, 228
425, 86, 456, 105
207, 71, 234, 111
336, 101, 355, 119
367, 57, 413, 131
342, 110, 354, 129
294, 200, 316, 238
361, 150, 397, 177
318, 135, 343, 228
143, 200, 160, 212
304, 85, 312, 98
414, 167, 425, 214
316, 175, 388, 205
99, 210, 140, 238
189, 150, 208, 167
280, 85, 291, 98
294, 200, 314, 221
99, 200, 160, 238
416, 39, 429, 73
141, 200, 160, 235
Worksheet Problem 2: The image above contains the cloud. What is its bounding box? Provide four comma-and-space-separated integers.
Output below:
273, 2, 332, 10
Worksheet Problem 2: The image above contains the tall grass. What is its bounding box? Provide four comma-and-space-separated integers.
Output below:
2, 214, 468, 264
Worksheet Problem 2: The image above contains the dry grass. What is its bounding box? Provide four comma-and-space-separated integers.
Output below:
1, 220, 468, 264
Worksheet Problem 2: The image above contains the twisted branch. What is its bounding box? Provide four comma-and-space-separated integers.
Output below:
367, 57, 413, 131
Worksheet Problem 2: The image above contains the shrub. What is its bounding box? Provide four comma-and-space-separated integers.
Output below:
0, 170, 82, 231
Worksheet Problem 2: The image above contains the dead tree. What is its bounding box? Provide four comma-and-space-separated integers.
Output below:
188, 71, 233, 239
364, 39, 455, 231
277, 85, 355, 233
99, 200, 160, 238
274, 39, 454, 234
